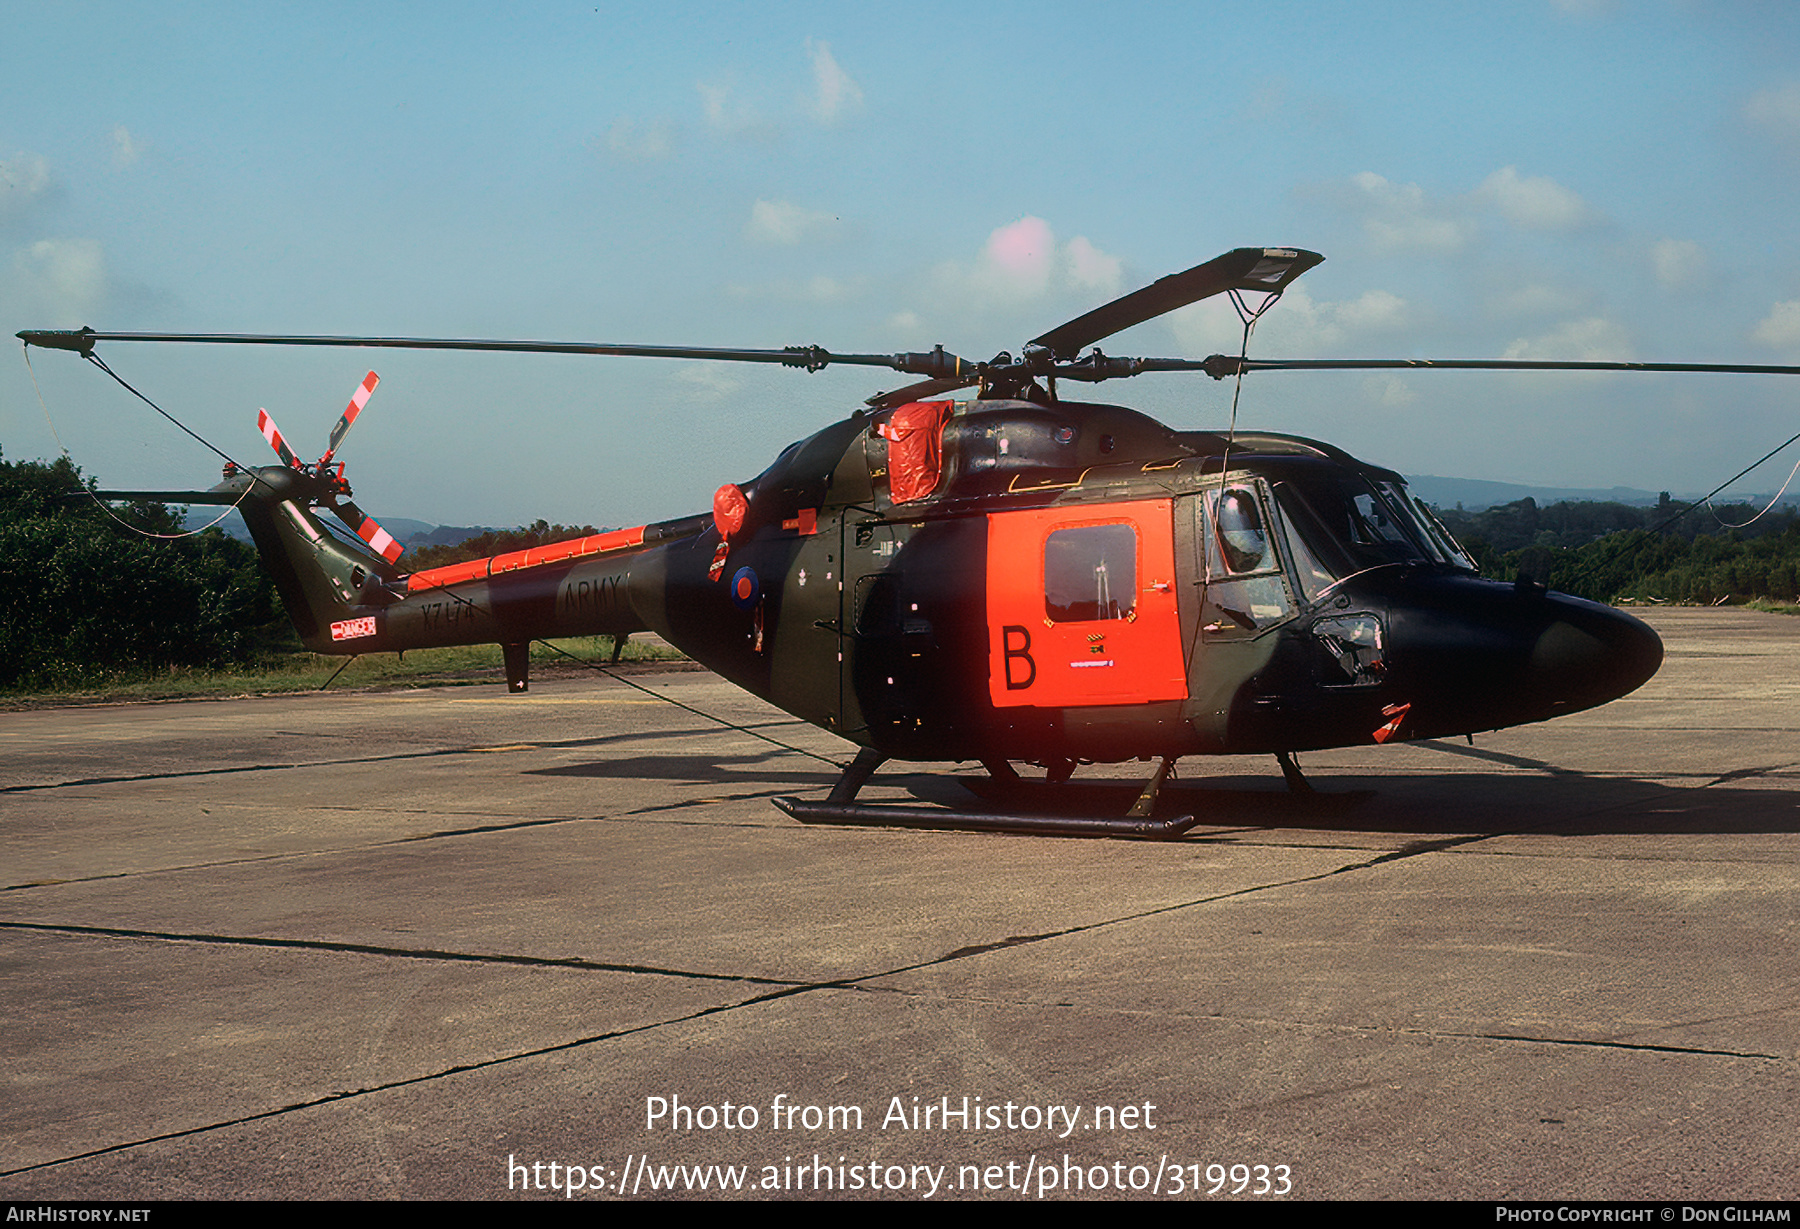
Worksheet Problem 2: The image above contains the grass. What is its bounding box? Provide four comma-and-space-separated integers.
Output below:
1, 636, 689, 707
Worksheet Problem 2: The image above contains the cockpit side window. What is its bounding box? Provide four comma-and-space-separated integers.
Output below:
1198, 482, 1295, 636
1214, 487, 1272, 574
1203, 484, 1284, 580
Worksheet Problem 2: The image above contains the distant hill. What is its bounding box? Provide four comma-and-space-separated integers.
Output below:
1408, 477, 1663, 511
1408, 475, 1800, 513
181, 509, 484, 548
181, 480, 1799, 545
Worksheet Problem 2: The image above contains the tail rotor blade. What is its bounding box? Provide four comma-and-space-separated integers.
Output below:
257, 408, 305, 470
335, 499, 404, 565
320, 371, 379, 467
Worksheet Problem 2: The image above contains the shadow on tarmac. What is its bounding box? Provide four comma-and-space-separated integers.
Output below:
528, 750, 1800, 838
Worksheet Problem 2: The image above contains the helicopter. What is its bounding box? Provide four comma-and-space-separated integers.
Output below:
34, 243, 1788, 838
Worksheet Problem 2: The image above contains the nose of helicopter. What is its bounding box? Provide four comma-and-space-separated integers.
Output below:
1354, 572, 1664, 736
1520, 591, 1663, 715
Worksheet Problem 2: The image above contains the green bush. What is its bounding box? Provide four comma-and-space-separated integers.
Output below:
1436, 500, 1800, 606
0, 450, 283, 689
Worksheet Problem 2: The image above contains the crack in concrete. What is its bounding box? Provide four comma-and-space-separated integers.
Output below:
1703, 763, 1798, 788
0, 789, 1769, 1178
851, 987, 1788, 1063
0, 802, 818, 893
0, 921, 804, 988
0, 849, 1378, 1176
1465, 1031, 1782, 1060
0, 720, 833, 795
0, 977, 831, 1180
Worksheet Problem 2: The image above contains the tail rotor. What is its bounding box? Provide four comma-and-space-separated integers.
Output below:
255, 371, 404, 566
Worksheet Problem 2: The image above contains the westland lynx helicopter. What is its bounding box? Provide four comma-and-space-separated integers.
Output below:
32, 245, 1789, 837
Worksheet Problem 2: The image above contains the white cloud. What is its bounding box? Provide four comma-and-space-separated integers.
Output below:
0, 153, 52, 222
11, 238, 108, 325
699, 82, 730, 129
1477, 166, 1598, 231
672, 362, 743, 401
1549, 0, 1615, 17
744, 199, 839, 246
1169, 284, 1411, 355
1503, 316, 1634, 362
1328, 167, 1597, 255
806, 40, 863, 125
935, 217, 1126, 306
1330, 288, 1408, 333
1651, 238, 1706, 290
110, 125, 141, 167
690, 43, 862, 144
1752, 301, 1800, 351
1491, 282, 1588, 318
698, 79, 779, 142
725, 275, 855, 303
1342, 171, 1476, 254
1064, 235, 1122, 295
802, 275, 848, 301
1364, 374, 1418, 408
974, 215, 1054, 298
1745, 82, 1800, 142
601, 117, 675, 162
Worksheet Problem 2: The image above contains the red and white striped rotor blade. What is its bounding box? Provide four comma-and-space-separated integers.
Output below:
335, 499, 404, 565
320, 371, 379, 467
256, 408, 305, 470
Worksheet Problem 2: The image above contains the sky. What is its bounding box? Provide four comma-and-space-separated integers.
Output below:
4, 1, 1800, 528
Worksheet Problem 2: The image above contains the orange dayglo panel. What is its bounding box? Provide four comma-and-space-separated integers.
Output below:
406, 558, 490, 592
986, 499, 1187, 708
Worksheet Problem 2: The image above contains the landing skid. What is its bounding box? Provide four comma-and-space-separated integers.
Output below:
773, 748, 1200, 839
771, 797, 1203, 840
772, 751, 1365, 839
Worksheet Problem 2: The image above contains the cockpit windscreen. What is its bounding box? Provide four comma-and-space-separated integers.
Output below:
1273, 472, 1476, 590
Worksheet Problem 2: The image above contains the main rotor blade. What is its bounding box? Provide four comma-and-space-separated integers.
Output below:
1202, 356, 1800, 378
867, 375, 979, 410
1030, 248, 1324, 361
86, 490, 244, 505
16, 329, 971, 380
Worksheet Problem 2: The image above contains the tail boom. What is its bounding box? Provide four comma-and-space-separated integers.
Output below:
236, 475, 707, 656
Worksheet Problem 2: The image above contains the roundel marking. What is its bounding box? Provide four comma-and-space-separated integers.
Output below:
731, 566, 760, 610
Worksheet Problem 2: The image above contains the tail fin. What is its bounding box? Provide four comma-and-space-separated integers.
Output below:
225, 466, 402, 649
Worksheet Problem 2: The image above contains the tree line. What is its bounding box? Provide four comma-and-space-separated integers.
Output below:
0, 451, 285, 689
8, 446, 1800, 691
404, 521, 601, 570
1435, 495, 1800, 606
